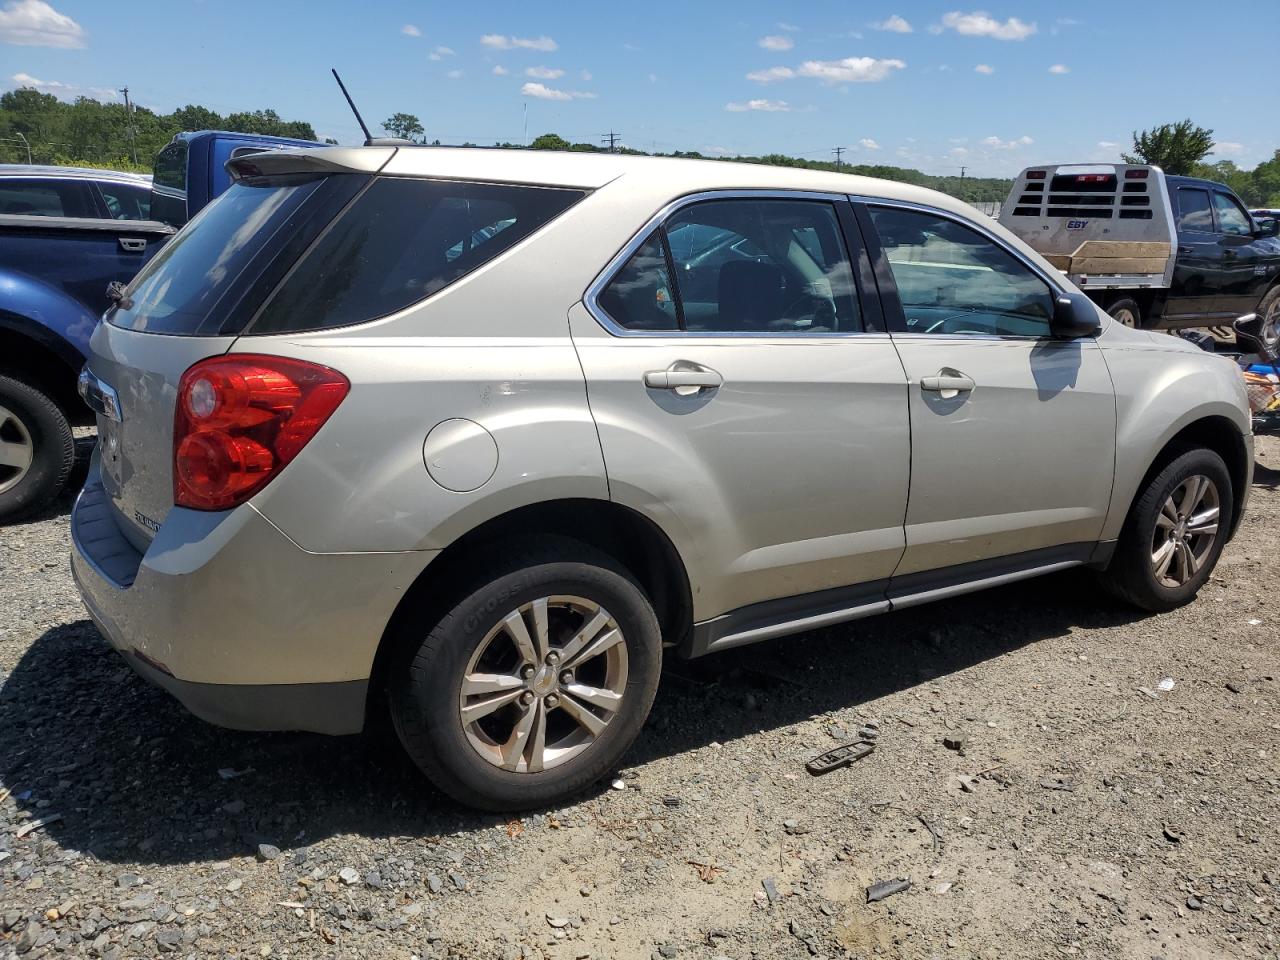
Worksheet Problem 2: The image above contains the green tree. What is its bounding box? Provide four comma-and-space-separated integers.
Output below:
1123, 119, 1215, 175
382, 112, 424, 142
529, 132, 570, 151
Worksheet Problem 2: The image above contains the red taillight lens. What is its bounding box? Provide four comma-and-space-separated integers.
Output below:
1125, 168, 1149, 179
1074, 174, 1110, 183
174, 355, 349, 510
1026, 170, 1046, 180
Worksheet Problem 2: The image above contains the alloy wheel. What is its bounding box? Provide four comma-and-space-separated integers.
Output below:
1150, 474, 1220, 587
0, 404, 34, 496
1112, 307, 1138, 328
458, 595, 628, 773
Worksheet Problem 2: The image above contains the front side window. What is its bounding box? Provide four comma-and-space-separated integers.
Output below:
1176, 188, 1214, 233
868, 206, 1055, 338
1212, 191, 1253, 237
599, 198, 861, 334
250, 178, 584, 334
99, 182, 151, 220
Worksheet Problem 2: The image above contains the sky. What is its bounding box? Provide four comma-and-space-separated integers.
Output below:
2, 0, 1277, 178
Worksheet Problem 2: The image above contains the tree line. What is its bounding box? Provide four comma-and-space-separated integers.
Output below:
0, 88, 323, 171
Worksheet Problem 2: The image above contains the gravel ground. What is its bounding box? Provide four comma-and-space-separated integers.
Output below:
2, 437, 1278, 960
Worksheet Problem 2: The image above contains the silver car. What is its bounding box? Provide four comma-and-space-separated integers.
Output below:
71, 147, 1253, 810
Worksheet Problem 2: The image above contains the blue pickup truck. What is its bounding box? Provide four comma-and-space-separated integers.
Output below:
0, 130, 318, 521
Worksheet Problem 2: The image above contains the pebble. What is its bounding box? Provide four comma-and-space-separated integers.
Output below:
338, 868, 360, 885
256, 844, 281, 862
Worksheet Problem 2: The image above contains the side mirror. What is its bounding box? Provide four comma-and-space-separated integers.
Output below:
1050, 293, 1102, 338
1254, 218, 1280, 239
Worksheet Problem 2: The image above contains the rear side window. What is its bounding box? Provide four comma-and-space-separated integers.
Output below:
1176, 188, 1213, 233
597, 232, 679, 331
98, 182, 151, 220
248, 178, 585, 334
0, 178, 95, 218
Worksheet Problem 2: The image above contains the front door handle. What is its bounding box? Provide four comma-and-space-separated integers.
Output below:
920, 370, 976, 398
643, 363, 723, 392
119, 237, 147, 253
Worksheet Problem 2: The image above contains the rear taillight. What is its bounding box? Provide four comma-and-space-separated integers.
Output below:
1125, 168, 1149, 179
1026, 170, 1046, 180
1074, 174, 1110, 183
174, 355, 349, 510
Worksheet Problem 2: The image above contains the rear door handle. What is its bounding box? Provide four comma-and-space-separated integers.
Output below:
643, 363, 723, 392
920, 371, 976, 397
119, 237, 147, 253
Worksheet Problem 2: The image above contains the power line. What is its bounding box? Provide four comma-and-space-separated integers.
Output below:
832, 145, 845, 169
601, 130, 621, 153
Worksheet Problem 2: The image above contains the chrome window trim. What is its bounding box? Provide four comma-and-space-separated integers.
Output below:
583, 189, 879, 340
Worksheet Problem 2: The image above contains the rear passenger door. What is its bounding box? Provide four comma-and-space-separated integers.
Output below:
858, 201, 1116, 581
571, 193, 911, 625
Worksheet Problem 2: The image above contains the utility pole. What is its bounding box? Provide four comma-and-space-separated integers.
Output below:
959, 165, 967, 179
601, 130, 620, 153
119, 86, 138, 165
832, 145, 845, 169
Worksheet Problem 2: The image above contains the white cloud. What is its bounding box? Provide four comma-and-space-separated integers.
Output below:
580, 69, 592, 81
525, 65, 564, 80
10, 70, 69, 91
777, 22, 801, 32
492, 65, 508, 76
401, 24, 421, 37
0, 0, 84, 48
429, 45, 455, 60
726, 98, 790, 112
949, 146, 969, 157
1096, 140, 1118, 149
1048, 63, 1069, 74
859, 138, 881, 150
648, 73, 658, 84
981, 134, 1034, 150
1213, 142, 1246, 157
873, 15, 913, 33
974, 63, 995, 74
481, 33, 557, 52
520, 81, 596, 101
446, 69, 463, 79
939, 11, 1037, 41
746, 65, 796, 83
759, 34, 794, 51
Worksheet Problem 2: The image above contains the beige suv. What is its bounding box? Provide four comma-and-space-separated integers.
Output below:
72, 146, 1252, 810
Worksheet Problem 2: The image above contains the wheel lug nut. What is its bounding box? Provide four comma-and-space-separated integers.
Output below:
521, 665, 536, 679
520, 691, 534, 705
559, 671, 573, 685
546, 651, 560, 665
545, 694, 560, 708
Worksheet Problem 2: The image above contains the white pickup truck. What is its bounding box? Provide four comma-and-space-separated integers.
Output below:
998, 163, 1280, 335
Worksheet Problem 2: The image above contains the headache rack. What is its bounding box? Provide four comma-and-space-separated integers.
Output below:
998, 163, 1177, 291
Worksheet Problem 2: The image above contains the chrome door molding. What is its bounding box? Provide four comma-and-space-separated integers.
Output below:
582, 188, 877, 339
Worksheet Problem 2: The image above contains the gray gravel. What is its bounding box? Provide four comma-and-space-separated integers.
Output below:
1, 436, 1278, 959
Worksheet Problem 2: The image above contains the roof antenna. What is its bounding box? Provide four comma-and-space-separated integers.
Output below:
332, 68, 373, 145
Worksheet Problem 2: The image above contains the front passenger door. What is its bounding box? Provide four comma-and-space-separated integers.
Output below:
861, 203, 1117, 580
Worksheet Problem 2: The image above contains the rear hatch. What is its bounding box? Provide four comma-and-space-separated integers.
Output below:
88, 152, 384, 550
997, 163, 1177, 285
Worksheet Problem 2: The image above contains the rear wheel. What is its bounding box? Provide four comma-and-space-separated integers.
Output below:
1098, 448, 1231, 612
1107, 297, 1142, 328
1257, 284, 1280, 350
390, 539, 662, 811
0, 374, 74, 523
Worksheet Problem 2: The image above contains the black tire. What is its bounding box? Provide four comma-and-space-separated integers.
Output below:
1098, 447, 1232, 612
390, 537, 662, 811
1256, 284, 1280, 350
0, 374, 75, 523
1106, 297, 1142, 328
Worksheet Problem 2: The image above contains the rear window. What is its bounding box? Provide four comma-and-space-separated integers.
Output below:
247, 178, 585, 335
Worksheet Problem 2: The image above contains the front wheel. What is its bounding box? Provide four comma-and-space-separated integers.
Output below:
1098, 448, 1232, 612
1107, 298, 1142, 328
390, 539, 662, 811
0, 374, 75, 523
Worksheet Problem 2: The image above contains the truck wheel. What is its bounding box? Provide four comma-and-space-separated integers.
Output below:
1097, 447, 1231, 613
390, 537, 662, 811
1257, 285, 1280, 350
0, 374, 75, 523
1107, 298, 1142, 328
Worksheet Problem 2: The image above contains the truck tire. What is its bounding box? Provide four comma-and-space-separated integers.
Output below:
0, 374, 75, 523
1106, 298, 1142, 328
1257, 284, 1280, 350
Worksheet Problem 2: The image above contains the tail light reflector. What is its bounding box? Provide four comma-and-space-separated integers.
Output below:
1125, 168, 1150, 179
1026, 170, 1046, 180
174, 354, 349, 510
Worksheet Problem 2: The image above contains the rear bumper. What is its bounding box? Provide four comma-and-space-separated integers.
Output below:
70, 456, 434, 734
